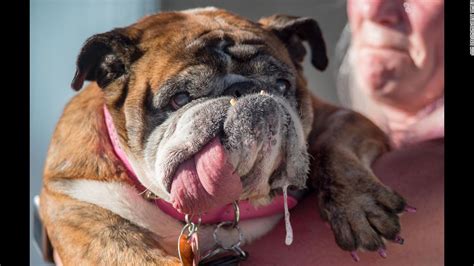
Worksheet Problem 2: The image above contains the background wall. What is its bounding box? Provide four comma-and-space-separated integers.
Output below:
30, 1, 346, 265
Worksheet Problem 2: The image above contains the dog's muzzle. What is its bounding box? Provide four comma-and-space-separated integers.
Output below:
151, 91, 308, 215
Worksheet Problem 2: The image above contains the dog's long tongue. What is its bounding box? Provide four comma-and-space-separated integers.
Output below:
170, 137, 242, 214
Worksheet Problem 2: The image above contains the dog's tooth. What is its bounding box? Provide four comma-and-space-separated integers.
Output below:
230, 98, 238, 106
260, 90, 268, 95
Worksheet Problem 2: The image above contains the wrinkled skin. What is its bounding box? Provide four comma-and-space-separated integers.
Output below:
348, 0, 444, 114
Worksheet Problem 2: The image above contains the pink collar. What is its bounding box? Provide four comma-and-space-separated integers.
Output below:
103, 105, 298, 224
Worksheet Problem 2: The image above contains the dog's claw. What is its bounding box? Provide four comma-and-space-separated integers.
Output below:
378, 248, 387, 258
350, 251, 360, 262
405, 204, 417, 213
394, 235, 404, 245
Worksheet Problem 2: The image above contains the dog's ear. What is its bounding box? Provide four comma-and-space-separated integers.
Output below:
259, 15, 328, 71
71, 28, 142, 91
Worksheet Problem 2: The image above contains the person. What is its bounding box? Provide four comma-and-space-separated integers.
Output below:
244, 0, 444, 265
336, 0, 444, 148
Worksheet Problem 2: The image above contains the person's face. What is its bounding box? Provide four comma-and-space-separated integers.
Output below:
347, 0, 444, 113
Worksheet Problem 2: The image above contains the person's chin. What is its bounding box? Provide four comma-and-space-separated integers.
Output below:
356, 74, 413, 111
357, 71, 397, 98
355, 48, 411, 94
358, 46, 411, 71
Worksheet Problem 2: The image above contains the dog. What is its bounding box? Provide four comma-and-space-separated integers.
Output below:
39, 7, 407, 265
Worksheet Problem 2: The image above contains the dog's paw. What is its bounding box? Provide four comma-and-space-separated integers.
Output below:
317, 170, 411, 259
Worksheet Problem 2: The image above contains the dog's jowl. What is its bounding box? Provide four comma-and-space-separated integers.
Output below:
40, 7, 407, 265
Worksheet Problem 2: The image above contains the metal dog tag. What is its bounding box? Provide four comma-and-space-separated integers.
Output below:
178, 214, 202, 266
179, 232, 194, 266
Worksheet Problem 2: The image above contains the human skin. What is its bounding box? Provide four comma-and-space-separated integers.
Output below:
244, 138, 444, 265
347, 0, 444, 115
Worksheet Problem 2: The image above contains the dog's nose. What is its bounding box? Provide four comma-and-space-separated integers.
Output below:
224, 81, 258, 98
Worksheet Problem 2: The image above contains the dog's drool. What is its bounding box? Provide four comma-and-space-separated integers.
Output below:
282, 183, 293, 246
230, 91, 294, 247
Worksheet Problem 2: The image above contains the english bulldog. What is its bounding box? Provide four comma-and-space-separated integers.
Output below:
39, 7, 408, 265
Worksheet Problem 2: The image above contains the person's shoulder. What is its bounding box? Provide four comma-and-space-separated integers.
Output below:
373, 137, 444, 189
378, 138, 444, 166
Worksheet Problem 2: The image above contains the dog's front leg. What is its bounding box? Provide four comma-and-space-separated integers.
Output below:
40, 186, 181, 266
307, 99, 407, 254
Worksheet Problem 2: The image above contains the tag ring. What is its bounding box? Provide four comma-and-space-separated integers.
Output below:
232, 200, 240, 227
213, 221, 243, 250
185, 214, 202, 227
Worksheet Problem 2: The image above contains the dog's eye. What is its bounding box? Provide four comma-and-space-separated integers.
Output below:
171, 92, 191, 110
276, 79, 291, 94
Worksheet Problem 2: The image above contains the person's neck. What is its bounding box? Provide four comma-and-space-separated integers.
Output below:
381, 95, 444, 130
379, 94, 444, 147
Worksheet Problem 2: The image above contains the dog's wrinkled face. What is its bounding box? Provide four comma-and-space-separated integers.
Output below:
71, 7, 327, 214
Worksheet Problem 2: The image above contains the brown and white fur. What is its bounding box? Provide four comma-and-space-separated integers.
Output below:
40, 7, 406, 265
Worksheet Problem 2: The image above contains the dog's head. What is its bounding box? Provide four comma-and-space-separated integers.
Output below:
71, 7, 327, 214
